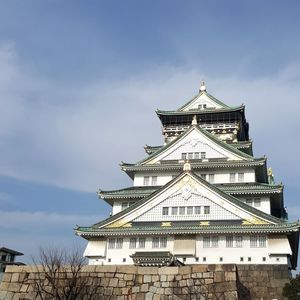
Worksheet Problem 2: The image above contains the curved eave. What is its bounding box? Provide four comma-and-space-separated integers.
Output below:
76, 223, 300, 237
121, 158, 266, 172
156, 105, 244, 116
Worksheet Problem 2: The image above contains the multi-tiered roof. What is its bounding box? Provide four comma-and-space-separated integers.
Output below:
76, 82, 299, 268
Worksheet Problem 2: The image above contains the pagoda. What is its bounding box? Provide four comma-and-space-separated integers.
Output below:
75, 82, 299, 269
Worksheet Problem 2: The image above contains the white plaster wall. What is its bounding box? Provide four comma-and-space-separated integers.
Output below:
133, 169, 256, 186
112, 201, 122, 215
237, 196, 271, 214
183, 93, 223, 111
87, 235, 289, 266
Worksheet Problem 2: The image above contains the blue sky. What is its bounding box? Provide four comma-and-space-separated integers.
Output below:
0, 0, 300, 266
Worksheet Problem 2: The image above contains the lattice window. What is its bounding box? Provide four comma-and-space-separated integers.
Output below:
226, 236, 233, 248
129, 238, 137, 249
208, 174, 215, 183
230, 173, 236, 183
152, 237, 167, 248
116, 238, 123, 249
144, 176, 150, 186
238, 173, 244, 182
162, 207, 169, 215
138, 237, 146, 248
152, 176, 157, 186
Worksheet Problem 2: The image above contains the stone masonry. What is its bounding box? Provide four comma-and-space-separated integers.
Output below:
0, 264, 290, 300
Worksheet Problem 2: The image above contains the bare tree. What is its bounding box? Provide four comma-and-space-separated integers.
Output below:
28, 247, 100, 300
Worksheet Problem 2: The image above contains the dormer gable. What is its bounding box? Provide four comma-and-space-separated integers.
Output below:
140, 125, 253, 165
98, 171, 280, 229
178, 82, 230, 111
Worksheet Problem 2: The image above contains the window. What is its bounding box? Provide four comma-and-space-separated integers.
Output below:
179, 207, 185, 215
201, 174, 207, 180
162, 207, 169, 216
250, 236, 266, 248
246, 199, 252, 206
195, 206, 201, 214
108, 238, 116, 249
230, 173, 235, 183
201, 152, 206, 159
262, 257, 266, 262
203, 104, 207, 109
254, 198, 261, 207
188, 152, 193, 160
108, 258, 111, 262
152, 176, 157, 186
152, 237, 167, 248
130, 238, 137, 249
194, 152, 200, 159
138, 237, 145, 248
208, 174, 214, 183
195, 257, 199, 262
240, 257, 244, 262
121, 202, 129, 210
211, 237, 218, 248
108, 238, 123, 249
236, 236, 243, 248
238, 173, 244, 182
116, 238, 123, 249
181, 153, 187, 160
123, 258, 126, 262
144, 176, 150, 186
219, 257, 223, 262
248, 257, 251, 262
203, 237, 210, 248
258, 236, 266, 248
204, 206, 210, 214
226, 236, 233, 248
203, 257, 206, 262
187, 206, 193, 215
171, 207, 178, 215
204, 236, 218, 248
183, 257, 186, 262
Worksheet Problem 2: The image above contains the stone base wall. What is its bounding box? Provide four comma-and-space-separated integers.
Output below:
236, 264, 290, 300
0, 264, 290, 300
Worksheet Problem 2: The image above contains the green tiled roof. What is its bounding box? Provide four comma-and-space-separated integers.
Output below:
156, 105, 244, 116
136, 125, 253, 166
121, 158, 266, 172
76, 222, 300, 237
98, 183, 283, 200
77, 171, 283, 234
177, 91, 231, 111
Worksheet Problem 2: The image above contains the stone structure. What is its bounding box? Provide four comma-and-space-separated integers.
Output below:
0, 264, 290, 299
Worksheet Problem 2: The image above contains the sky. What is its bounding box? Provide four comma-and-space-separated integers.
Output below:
0, 0, 300, 267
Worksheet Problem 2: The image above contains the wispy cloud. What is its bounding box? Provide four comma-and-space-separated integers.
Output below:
0, 43, 299, 194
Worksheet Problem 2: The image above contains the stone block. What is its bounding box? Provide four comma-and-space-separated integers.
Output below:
203, 272, 213, 278
162, 281, 169, 287
149, 286, 157, 293
117, 265, 137, 274
158, 267, 178, 275
179, 279, 186, 287
141, 283, 149, 292
138, 267, 158, 275
132, 286, 140, 293
124, 273, 134, 281
153, 282, 160, 287
118, 280, 126, 287
167, 275, 175, 281
11, 273, 19, 283
192, 265, 207, 273
8, 282, 22, 292
214, 271, 224, 283
151, 275, 159, 282
94, 265, 117, 273
182, 274, 191, 279
136, 274, 143, 284
1, 273, 12, 282
145, 292, 153, 300
160, 275, 167, 281
144, 275, 152, 283
179, 266, 191, 275
109, 278, 119, 287
225, 271, 236, 282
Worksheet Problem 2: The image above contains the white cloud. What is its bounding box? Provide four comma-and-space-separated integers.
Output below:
0, 43, 299, 193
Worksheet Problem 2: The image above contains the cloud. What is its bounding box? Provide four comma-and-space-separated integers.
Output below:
0, 43, 299, 194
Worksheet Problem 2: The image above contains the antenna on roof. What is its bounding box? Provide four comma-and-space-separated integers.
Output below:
200, 81, 206, 92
